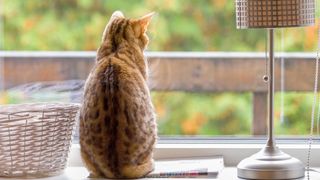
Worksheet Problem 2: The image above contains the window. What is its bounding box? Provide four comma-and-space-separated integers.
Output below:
1, 0, 319, 140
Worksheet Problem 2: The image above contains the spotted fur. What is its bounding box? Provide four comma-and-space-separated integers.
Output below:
79, 11, 157, 179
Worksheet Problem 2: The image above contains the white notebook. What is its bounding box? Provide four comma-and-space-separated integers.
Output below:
146, 156, 224, 178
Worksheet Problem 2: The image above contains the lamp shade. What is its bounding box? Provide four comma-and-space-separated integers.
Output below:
235, 0, 315, 29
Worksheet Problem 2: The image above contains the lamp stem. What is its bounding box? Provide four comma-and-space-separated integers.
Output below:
267, 28, 275, 147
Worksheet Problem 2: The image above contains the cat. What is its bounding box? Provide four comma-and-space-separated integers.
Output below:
79, 11, 157, 179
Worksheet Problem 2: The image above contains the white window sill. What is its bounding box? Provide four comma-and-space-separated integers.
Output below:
0, 144, 319, 180
0, 167, 319, 180
69, 143, 320, 167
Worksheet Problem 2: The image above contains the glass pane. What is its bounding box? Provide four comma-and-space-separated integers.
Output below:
0, 0, 3, 101
1, 0, 319, 139
153, 92, 252, 136
274, 92, 315, 136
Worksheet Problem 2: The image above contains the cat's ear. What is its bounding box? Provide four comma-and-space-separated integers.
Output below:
102, 11, 125, 41
132, 12, 155, 37
110, 11, 124, 22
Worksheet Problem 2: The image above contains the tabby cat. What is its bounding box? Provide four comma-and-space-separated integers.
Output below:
79, 11, 157, 179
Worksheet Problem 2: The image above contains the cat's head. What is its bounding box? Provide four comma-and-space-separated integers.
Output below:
102, 11, 154, 51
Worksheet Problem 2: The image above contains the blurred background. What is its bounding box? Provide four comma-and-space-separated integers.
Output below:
0, 0, 319, 137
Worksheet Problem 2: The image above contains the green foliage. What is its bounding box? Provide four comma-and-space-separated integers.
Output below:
145, 92, 251, 135
2, 0, 317, 51
274, 93, 314, 135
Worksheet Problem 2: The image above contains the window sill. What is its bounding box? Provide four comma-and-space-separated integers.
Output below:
0, 167, 319, 180
68, 143, 320, 167
0, 143, 319, 180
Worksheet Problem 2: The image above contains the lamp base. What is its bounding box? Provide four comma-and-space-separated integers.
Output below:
237, 145, 305, 179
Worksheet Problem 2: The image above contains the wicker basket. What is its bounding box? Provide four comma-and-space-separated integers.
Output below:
0, 103, 80, 178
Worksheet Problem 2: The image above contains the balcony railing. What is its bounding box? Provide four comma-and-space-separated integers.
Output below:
0, 51, 317, 135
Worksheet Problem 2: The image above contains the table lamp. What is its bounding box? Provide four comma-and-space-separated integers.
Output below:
235, 0, 315, 179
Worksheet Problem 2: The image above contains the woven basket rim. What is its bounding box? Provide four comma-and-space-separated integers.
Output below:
0, 102, 81, 114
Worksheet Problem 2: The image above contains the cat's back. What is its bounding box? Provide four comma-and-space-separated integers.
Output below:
80, 53, 156, 177
81, 52, 152, 138
85, 53, 148, 102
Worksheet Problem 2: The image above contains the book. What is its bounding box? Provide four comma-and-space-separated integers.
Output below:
146, 156, 224, 178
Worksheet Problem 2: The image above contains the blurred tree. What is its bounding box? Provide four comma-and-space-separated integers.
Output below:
2, 0, 317, 51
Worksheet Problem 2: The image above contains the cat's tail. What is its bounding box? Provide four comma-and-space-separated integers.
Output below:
97, 156, 154, 178
119, 159, 155, 178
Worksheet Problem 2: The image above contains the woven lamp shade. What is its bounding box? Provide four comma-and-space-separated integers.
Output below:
235, 0, 315, 29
